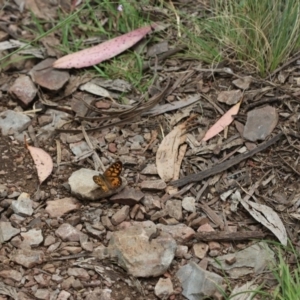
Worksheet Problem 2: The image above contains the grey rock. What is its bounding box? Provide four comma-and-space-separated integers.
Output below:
30, 58, 70, 91
217, 89, 242, 105
20, 229, 43, 247
109, 225, 177, 277
10, 192, 33, 216
176, 262, 223, 300
45, 197, 80, 218
85, 222, 105, 238
110, 187, 145, 205
0, 269, 22, 282
67, 268, 90, 280
166, 200, 182, 221
182, 197, 196, 212
111, 205, 130, 225
37, 109, 72, 142
0, 184, 8, 198
55, 223, 87, 242
9, 75, 37, 107
141, 194, 161, 211
11, 249, 44, 268
34, 289, 50, 300
141, 180, 167, 191
156, 223, 195, 243
209, 241, 275, 278
141, 164, 158, 175
0, 221, 20, 243
0, 110, 31, 137
154, 277, 174, 299
243, 106, 278, 142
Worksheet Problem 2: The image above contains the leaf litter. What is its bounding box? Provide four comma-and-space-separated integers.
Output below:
0, 1, 300, 299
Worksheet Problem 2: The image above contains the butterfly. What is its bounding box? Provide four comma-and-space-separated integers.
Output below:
93, 161, 122, 193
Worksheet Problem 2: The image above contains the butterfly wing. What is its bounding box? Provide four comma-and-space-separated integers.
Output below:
104, 161, 122, 189
93, 174, 110, 192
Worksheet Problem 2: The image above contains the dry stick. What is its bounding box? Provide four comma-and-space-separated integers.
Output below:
194, 231, 266, 242
170, 132, 284, 188
56, 78, 171, 133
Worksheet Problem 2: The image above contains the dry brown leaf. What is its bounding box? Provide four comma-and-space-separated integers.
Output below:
25, 137, 53, 184
156, 123, 186, 182
239, 196, 287, 246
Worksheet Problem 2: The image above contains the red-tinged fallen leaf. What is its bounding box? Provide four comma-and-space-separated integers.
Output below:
201, 101, 241, 142
24, 137, 53, 184
53, 24, 157, 69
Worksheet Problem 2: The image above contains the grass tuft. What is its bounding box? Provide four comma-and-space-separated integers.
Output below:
181, 0, 300, 77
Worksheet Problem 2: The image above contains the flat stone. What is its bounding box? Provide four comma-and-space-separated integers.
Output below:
34, 289, 50, 300
85, 223, 105, 238
232, 76, 252, 90
55, 223, 86, 242
0, 221, 20, 243
176, 262, 223, 300
157, 223, 195, 243
108, 142, 117, 153
110, 187, 145, 205
105, 132, 117, 143
9, 75, 37, 107
182, 196, 196, 212
44, 235, 56, 247
141, 194, 161, 211
0, 184, 8, 198
217, 90, 242, 105
38, 114, 53, 126
197, 223, 215, 233
0, 269, 22, 282
209, 241, 275, 279
243, 106, 278, 142
154, 277, 173, 299
109, 225, 176, 277
10, 192, 33, 216
141, 164, 158, 175
30, 58, 70, 90
111, 205, 130, 225
45, 197, 81, 218
165, 200, 182, 221
0, 110, 31, 136
21, 229, 43, 247
57, 290, 71, 300
193, 242, 209, 259
67, 268, 90, 280
141, 180, 167, 191
175, 245, 188, 258
11, 249, 44, 268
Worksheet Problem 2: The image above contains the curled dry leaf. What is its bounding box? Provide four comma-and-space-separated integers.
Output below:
201, 101, 241, 142
156, 123, 187, 182
240, 198, 287, 246
53, 24, 157, 69
24, 137, 53, 184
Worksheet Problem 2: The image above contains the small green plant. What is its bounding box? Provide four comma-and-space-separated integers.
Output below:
270, 243, 300, 300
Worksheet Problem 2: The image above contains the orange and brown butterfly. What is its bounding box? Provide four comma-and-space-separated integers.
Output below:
93, 161, 123, 193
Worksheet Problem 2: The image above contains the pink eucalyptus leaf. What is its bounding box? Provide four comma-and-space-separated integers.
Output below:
53, 24, 156, 69
201, 101, 241, 142
25, 137, 53, 184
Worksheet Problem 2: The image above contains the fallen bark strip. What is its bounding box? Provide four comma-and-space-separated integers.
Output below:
170, 132, 283, 187
195, 231, 266, 242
